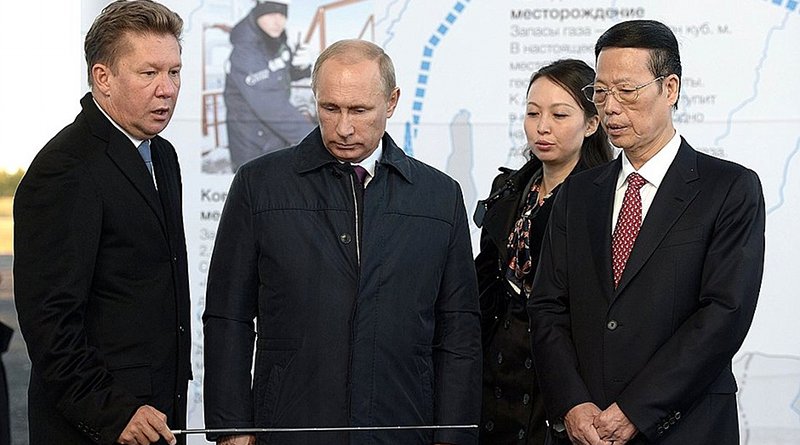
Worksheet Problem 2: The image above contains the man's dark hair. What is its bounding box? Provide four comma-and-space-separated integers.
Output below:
85, 0, 183, 87
595, 20, 682, 109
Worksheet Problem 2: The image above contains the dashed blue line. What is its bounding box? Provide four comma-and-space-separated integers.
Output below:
766, 0, 800, 13
405, 0, 472, 154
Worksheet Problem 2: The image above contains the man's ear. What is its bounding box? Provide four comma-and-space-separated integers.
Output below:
92, 63, 113, 96
386, 87, 400, 118
665, 74, 680, 108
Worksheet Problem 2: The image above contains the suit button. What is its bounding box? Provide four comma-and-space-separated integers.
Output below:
172, 256, 177, 262
485, 420, 494, 431
496, 352, 503, 364
606, 320, 618, 330
179, 325, 185, 333
518, 429, 526, 439
494, 387, 502, 399
523, 393, 530, 405
503, 319, 511, 329
675, 411, 681, 419
339, 233, 352, 244
524, 357, 532, 369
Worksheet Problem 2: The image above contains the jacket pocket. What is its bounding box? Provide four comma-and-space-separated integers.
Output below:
108, 363, 152, 399
659, 225, 704, 248
253, 338, 303, 427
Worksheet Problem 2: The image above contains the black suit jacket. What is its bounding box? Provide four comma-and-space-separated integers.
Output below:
528, 139, 765, 444
14, 93, 191, 445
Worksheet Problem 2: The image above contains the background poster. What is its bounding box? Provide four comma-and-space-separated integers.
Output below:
0, 1, 798, 443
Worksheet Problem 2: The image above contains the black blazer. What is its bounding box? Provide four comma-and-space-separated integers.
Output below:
14, 93, 191, 445
528, 139, 765, 444
474, 158, 542, 334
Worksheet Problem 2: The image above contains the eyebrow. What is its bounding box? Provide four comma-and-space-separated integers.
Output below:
527, 101, 579, 109
594, 77, 637, 85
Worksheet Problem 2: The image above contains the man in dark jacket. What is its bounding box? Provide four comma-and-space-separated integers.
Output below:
13, 1, 191, 445
203, 39, 482, 445
224, 0, 314, 171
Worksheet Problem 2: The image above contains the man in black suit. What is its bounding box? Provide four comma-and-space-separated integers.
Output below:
13, 2, 190, 444
528, 20, 765, 445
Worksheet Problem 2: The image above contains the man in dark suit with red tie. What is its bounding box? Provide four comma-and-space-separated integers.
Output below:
13, 2, 190, 444
528, 20, 765, 445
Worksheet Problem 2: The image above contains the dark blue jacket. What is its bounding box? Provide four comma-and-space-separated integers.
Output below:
224, 8, 313, 171
204, 128, 481, 444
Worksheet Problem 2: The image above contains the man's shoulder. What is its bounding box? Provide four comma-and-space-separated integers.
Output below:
29, 111, 96, 168
399, 156, 466, 203
695, 149, 755, 178
233, 145, 305, 189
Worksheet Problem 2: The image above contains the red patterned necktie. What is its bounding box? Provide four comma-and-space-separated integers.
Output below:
611, 172, 647, 288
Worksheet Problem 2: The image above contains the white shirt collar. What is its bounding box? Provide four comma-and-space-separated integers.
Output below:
93, 97, 144, 149
351, 140, 383, 179
617, 131, 681, 191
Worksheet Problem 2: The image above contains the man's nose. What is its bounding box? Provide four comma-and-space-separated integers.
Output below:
336, 113, 354, 137
155, 73, 179, 98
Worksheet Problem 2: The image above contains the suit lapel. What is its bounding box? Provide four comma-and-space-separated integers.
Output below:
151, 139, 180, 233
482, 191, 522, 263
614, 141, 700, 296
481, 161, 540, 263
588, 160, 620, 300
81, 94, 169, 235
106, 131, 168, 234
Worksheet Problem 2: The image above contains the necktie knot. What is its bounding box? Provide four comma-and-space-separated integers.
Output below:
627, 172, 646, 191
352, 165, 369, 185
138, 140, 152, 163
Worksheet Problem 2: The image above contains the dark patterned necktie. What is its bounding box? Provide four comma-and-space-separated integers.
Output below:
611, 172, 647, 288
353, 165, 368, 187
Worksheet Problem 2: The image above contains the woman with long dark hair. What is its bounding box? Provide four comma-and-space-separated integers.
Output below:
475, 59, 612, 444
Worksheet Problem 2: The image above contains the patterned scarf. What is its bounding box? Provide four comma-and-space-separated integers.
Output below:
505, 180, 550, 295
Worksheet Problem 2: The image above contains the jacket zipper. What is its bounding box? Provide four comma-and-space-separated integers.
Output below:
346, 173, 361, 423
350, 175, 361, 266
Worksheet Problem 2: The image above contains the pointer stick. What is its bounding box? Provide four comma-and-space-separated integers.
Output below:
171, 424, 478, 435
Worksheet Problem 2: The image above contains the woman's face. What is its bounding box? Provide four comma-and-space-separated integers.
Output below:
524, 76, 598, 167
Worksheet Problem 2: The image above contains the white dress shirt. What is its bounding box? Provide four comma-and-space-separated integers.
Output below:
611, 131, 682, 233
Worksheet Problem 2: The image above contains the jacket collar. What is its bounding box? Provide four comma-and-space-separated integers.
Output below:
81, 92, 113, 143
612, 138, 700, 297
295, 127, 414, 183
81, 92, 168, 234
